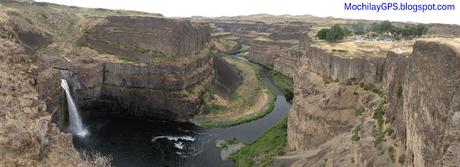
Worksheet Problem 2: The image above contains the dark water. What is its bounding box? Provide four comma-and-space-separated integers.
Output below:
73, 58, 291, 167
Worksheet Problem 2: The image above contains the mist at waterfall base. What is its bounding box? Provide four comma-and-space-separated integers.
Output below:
61, 79, 88, 137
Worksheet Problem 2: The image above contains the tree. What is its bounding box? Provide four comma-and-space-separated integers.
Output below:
380, 21, 394, 33
415, 24, 428, 36
316, 28, 329, 40
316, 24, 348, 42
352, 23, 365, 35
326, 24, 346, 42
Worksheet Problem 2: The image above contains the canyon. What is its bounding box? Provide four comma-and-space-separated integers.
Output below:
1, 0, 460, 167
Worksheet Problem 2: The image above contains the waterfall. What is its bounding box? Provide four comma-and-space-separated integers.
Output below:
61, 79, 88, 137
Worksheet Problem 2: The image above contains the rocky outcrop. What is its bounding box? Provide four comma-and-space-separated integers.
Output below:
286, 31, 460, 166
1, 2, 214, 165
83, 16, 209, 58
0, 33, 84, 166
273, 47, 304, 78
65, 16, 214, 121
248, 39, 297, 66
213, 55, 241, 98
400, 41, 460, 166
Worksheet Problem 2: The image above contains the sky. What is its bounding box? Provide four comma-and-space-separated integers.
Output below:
36, 0, 460, 24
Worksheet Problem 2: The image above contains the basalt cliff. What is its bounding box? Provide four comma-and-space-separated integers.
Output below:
206, 15, 460, 166
1, 1, 460, 166
282, 33, 460, 167
0, 1, 213, 165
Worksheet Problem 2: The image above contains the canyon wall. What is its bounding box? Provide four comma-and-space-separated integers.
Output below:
273, 48, 304, 78
68, 16, 214, 121
248, 39, 297, 66
1, 2, 214, 165
286, 32, 460, 166
85, 16, 210, 58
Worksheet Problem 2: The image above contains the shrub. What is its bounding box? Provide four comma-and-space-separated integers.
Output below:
354, 106, 365, 116
373, 103, 385, 129
352, 23, 365, 35
361, 83, 384, 97
351, 125, 361, 141
386, 127, 395, 136
326, 24, 347, 42
398, 154, 406, 164
388, 146, 396, 162
323, 76, 334, 85
316, 24, 349, 42
373, 130, 385, 145
316, 28, 329, 40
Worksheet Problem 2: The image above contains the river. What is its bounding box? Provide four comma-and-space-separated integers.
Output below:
73, 57, 292, 167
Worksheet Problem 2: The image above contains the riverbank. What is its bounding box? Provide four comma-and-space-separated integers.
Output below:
229, 117, 288, 167
195, 55, 276, 128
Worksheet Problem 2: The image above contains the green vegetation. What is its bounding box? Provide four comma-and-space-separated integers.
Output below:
351, 125, 361, 142
124, 44, 138, 52
398, 154, 406, 164
359, 20, 428, 39
271, 71, 293, 93
197, 56, 276, 128
352, 23, 365, 35
388, 146, 396, 162
386, 127, 395, 136
316, 24, 349, 42
149, 50, 165, 57
323, 76, 335, 85
230, 117, 288, 167
117, 55, 142, 64
372, 103, 386, 145
373, 103, 385, 129
218, 138, 237, 149
354, 106, 365, 116
360, 83, 384, 97
372, 130, 385, 145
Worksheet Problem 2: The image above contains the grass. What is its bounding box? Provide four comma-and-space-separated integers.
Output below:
398, 154, 406, 164
229, 117, 288, 167
198, 90, 276, 128
270, 71, 293, 93
372, 103, 386, 145
351, 125, 361, 141
196, 56, 276, 128
354, 106, 365, 116
360, 83, 384, 97
218, 138, 237, 149
116, 55, 142, 64
373, 103, 385, 130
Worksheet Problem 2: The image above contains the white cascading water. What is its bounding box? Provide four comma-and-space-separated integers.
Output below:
61, 79, 88, 137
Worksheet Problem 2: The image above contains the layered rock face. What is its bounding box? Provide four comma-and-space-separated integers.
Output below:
286, 31, 460, 166
84, 16, 209, 58
248, 39, 297, 66
400, 41, 460, 166
1, 2, 213, 165
273, 47, 304, 78
69, 16, 214, 121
